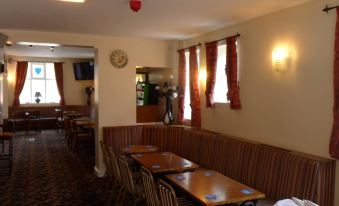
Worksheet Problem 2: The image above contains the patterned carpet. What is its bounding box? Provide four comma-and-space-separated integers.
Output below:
0, 130, 122, 206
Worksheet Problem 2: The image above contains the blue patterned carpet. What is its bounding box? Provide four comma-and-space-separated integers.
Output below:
0, 131, 117, 206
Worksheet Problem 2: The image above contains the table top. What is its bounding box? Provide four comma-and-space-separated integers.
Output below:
165, 170, 265, 206
123, 145, 159, 155
73, 117, 92, 121
131, 152, 199, 174
75, 120, 96, 126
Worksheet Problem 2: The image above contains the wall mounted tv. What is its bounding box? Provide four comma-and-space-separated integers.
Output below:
73, 61, 94, 80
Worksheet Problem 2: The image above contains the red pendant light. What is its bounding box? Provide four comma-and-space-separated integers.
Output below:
130, 0, 141, 12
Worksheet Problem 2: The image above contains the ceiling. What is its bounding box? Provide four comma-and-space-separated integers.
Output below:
0, 0, 311, 40
1, 0, 311, 58
5, 44, 95, 58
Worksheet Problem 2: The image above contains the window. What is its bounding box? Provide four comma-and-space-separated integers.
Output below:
213, 44, 229, 103
20, 62, 60, 104
183, 49, 200, 120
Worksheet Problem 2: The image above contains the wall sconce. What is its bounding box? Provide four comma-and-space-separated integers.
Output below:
272, 47, 290, 72
199, 69, 207, 81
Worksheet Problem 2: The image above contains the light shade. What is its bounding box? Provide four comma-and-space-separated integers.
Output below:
35, 92, 42, 98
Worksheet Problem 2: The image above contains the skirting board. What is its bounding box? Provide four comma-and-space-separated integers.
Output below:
94, 166, 105, 177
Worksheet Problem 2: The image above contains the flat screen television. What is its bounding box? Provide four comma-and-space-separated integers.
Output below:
73, 61, 94, 80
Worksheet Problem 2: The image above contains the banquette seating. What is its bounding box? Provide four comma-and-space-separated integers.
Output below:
4, 105, 91, 132
103, 125, 336, 206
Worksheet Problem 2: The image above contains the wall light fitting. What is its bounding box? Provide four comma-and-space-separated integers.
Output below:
272, 47, 289, 72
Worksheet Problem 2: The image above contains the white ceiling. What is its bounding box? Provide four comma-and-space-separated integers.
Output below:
1, 0, 311, 58
0, 0, 310, 40
5, 44, 95, 58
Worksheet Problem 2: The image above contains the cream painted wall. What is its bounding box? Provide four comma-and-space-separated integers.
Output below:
0, 29, 172, 176
179, 0, 338, 204
5, 57, 94, 109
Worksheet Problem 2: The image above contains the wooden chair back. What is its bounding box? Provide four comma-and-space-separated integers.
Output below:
100, 141, 112, 177
107, 147, 121, 182
117, 155, 136, 195
158, 179, 179, 206
141, 166, 160, 206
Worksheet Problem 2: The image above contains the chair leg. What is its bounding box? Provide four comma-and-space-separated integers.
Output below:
118, 189, 127, 206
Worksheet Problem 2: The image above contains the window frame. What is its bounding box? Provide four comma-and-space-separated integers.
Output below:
213, 43, 230, 104
19, 62, 60, 105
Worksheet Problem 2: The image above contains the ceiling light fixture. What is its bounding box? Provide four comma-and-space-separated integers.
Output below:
57, 0, 87, 3
130, 0, 141, 12
17, 42, 60, 47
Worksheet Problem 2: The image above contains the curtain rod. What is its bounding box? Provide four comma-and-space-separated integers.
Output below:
177, 43, 201, 52
205, 33, 241, 44
9, 59, 65, 64
323, 5, 339, 13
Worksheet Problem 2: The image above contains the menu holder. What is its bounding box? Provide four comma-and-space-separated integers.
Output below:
204, 172, 213, 177
175, 175, 186, 181
180, 162, 189, 166
205, 194, 217, 200
152, 164, 161, 169
240, 189, 254, 195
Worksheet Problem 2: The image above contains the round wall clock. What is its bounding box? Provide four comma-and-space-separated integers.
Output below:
110, 49, 128, 68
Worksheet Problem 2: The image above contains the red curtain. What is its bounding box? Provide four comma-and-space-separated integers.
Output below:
189, 46, 201, 128
330, 8, 339, 159
226, 36, 241, 109
54, 62, 66, 106
177, 50, 186, 124
205, 41, 218, 108
12, 61, 28, 107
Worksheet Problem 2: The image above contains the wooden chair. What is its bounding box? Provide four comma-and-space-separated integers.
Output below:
25, 110, 41, 133
71, 120, 94, 155
10, 111, 26, 133
140, 166, 161, 206
55, 108, 64, 133
117, 155, 144, 206
0, 130, 14, 173
100, 141, 112, 177
158, 179, 193, 206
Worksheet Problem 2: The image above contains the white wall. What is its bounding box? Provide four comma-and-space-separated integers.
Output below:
0, 29, 172, 176
178, 0, 338, 204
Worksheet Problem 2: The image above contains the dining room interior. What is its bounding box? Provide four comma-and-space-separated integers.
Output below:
0, 0, 339, 206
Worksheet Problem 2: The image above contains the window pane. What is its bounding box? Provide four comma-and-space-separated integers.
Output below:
32, 80, 45, 103
46, 80, 60, 103
46, 63, 55, 79
32, 63, 45, 79
214, 44, 228, 103
26, 63, 32, 79
20, 80, 31, 104
184, 51, 191, 120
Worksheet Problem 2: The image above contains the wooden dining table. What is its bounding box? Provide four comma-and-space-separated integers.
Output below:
165, 170, 265, 206
131, 152, 199, 174
74, 119, 96, 127
123, 145, 159, 155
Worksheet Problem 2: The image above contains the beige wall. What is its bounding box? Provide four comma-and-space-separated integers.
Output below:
179, 0, 338, 204
5, 57, 94, 109
0, 29, 172, 176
